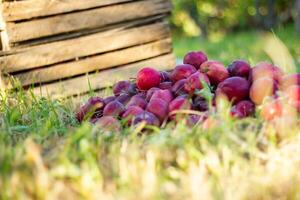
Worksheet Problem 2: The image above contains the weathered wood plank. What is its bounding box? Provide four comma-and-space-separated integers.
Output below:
7, 0, 171, 43
3, 0, 134, 22
14, 38, 172, 86
0, 2, 11, 51
32, 54, 175, 99
0, 22, 170, 73
14, 14, 166, 48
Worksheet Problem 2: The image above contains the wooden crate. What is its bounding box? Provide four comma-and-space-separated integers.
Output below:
0, 0, 175, 98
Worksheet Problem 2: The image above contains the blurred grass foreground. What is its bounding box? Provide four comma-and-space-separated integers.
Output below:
0, 86, 300, 199
1, 0, 300, 200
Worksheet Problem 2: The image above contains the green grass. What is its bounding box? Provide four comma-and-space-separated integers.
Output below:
0, 26, 300, 199
173, 24, 300, 71
1, 88, 300, 199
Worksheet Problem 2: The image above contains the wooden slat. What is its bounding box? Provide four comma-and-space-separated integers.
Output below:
13, 38, 172, 86
0, 22, 170, 73
0, 2, 11, 51
3, 0, 134, 22
7, 0, 171, 43
15, 14, 167, 48
32, 54, 176, 99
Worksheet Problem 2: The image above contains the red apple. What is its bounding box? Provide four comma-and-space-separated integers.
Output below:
95, 116, 121, 132
183, 51, 208, 69
170, 64, 197, 82
137, 67, 161, 90
231, 100, 255, 118
227, 60, 251, 79
132, 111, 160, 127
216, 77, 250, 104
200, 61, 229, 86
249, 62, 283, 84
280, 73, 300, 90
250, 77, 278, 105
150, 89, 174, 104
184, 72, 210, 94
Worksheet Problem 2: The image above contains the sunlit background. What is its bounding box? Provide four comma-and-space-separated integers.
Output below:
1, 1, 300, 199
171, 0, 300, 70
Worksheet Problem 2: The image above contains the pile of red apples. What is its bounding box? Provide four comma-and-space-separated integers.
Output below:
76, 51, 300, 132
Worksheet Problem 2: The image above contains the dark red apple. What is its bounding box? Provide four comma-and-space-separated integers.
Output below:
122, 106, 144, 125
193, 96, 209, 111
159, 81, 173, 90
160, 71, 171, 82
183, 51, 208, 69
132, 111, 160, 127
169, 96, 192, 114
76, 97, 105, 123
200, 61, 229, 86
150, 89, 174, 103
116, 93, 131, 106
146, 98, 169, 122
127, 95, 147, 109
146, 87, 160, 102
227, 60, 251, 79
104, 96, 116, 105
103, 100, 125, 117
113, 81, 131, 96
216, 77, 250, 104
170, 64, 197, 82
128, 83, 139, 96
231, 100, 255, 118
171, 79, 188, 96
184, 72, 210, 94
95, 116, 121, 132
136, 67, 161, 90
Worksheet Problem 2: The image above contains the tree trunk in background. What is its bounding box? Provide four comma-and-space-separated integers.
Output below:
266, 0, 276, 29
254, 0, 262, 27
188, 1, 208, 38
296, 0, 300, 32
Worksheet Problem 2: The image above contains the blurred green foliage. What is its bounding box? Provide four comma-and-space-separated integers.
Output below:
173, 24, 300, 71
171, 0, 297, 37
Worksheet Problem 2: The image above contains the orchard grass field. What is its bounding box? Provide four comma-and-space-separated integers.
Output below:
1, 25, 300, 199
